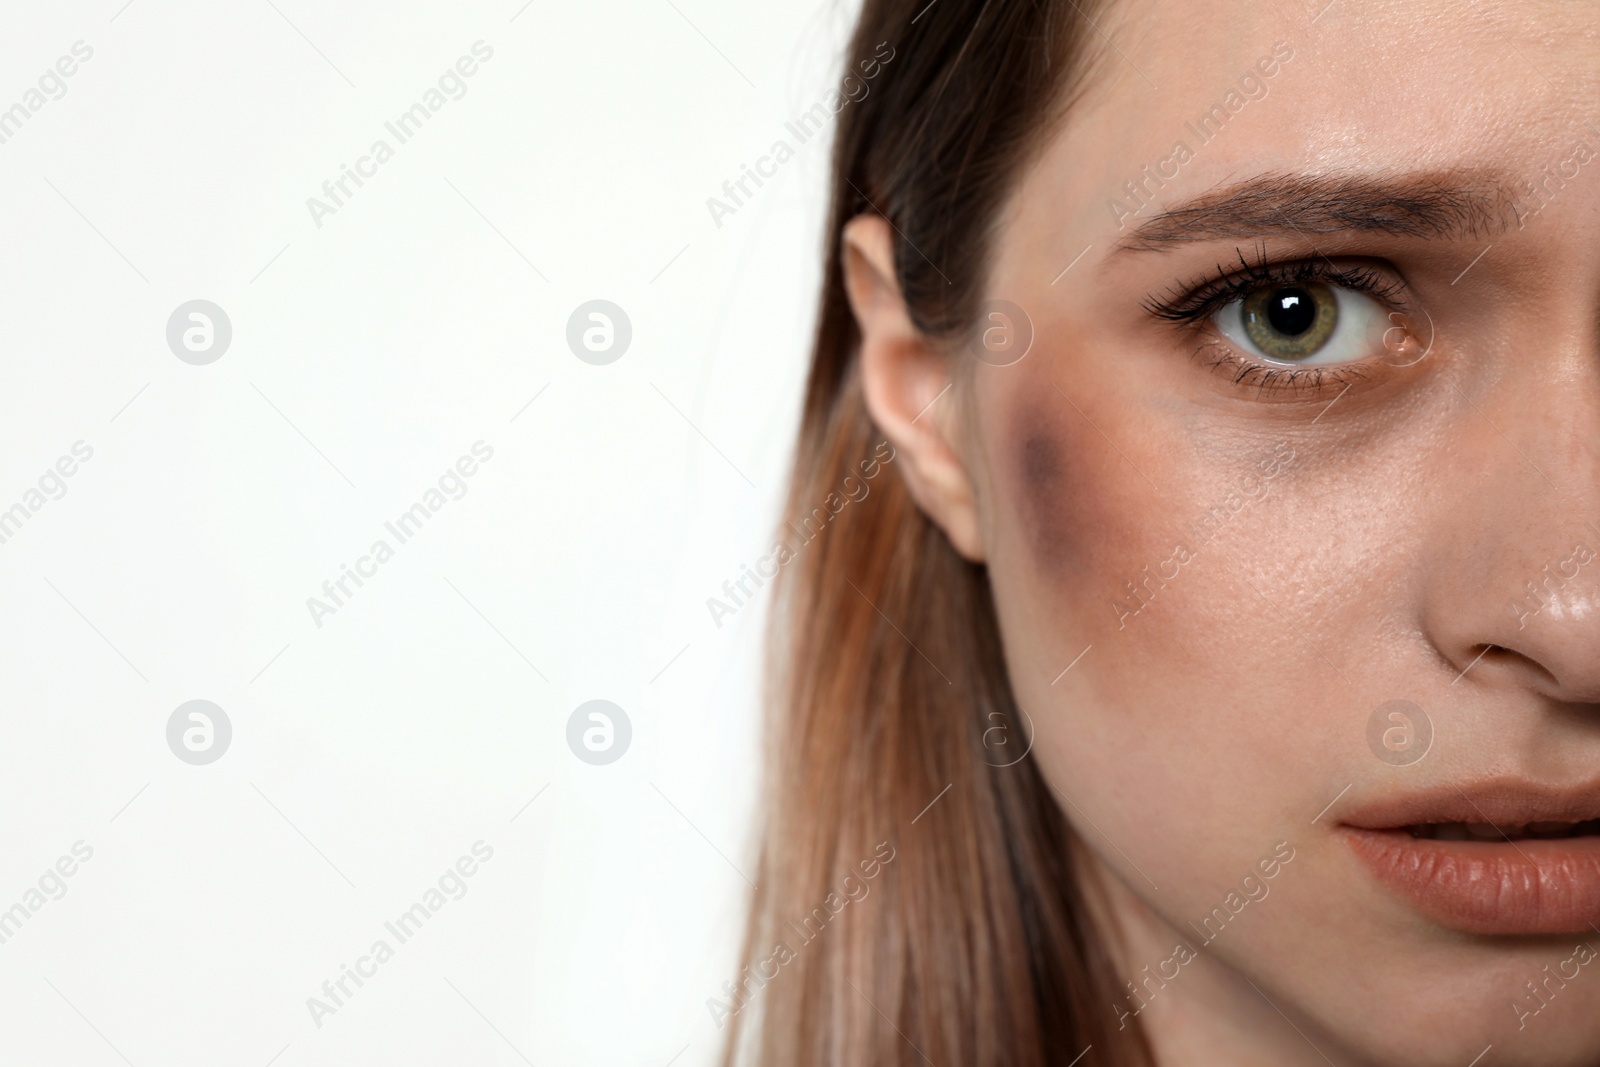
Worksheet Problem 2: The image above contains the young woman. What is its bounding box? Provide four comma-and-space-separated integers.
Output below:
723, 0, 1600, 1063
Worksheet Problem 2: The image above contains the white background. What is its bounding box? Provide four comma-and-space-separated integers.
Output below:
0, 1, 849, 1063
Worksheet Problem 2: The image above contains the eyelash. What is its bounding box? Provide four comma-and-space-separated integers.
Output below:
1143, 248, 1410, 397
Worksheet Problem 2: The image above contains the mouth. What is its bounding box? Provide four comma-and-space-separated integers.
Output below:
1401, 819, 1600, 841
1340, 781, 1600, 935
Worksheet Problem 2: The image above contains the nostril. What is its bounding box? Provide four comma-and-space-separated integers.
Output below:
1450, 643, 1502, 686
1452, 642, 1561, 690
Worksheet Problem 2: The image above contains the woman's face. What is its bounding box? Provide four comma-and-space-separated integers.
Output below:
963, 1, 1600, 1062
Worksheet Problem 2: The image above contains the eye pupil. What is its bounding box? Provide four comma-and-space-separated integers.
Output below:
1239, 280, 1338, 362
1266, 287, 1317, 337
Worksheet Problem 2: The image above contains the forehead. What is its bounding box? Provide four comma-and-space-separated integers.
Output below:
1011, 0, 1600, 239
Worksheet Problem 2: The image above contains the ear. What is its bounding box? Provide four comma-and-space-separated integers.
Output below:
841, 214, 985, 562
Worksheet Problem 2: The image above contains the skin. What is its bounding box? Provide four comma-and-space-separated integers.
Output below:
843, 1, 1600, 1064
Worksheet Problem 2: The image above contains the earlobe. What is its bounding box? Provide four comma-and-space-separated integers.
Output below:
841, 214, 986, 562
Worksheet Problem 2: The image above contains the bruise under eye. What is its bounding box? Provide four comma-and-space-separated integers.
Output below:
1010, 400, 1103, 573
1014, 411, 1069, 567
1021, 432, 1062, 492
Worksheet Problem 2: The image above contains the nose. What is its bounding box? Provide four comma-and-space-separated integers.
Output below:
1420, 375, 1600, 704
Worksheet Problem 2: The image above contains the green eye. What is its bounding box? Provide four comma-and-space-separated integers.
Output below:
1199, 266, 1402, 376
1240, 282, 1338, 361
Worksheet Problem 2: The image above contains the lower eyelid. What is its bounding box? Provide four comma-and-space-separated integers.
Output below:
1191, 340, 1374, 400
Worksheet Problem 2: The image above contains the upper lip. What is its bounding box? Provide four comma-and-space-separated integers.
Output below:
1338, 777, 1600, 830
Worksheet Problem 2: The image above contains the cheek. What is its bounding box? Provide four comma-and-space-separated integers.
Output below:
997, 387, 1179, 613
989, 382, 1259, 699
1006, 396, 1115, 578
1017, 426, 1071, 566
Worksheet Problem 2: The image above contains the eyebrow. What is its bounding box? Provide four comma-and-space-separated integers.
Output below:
1115, 171, 1519, 252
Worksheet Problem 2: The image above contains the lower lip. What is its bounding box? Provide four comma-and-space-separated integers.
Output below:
1344, 828, 1600, 935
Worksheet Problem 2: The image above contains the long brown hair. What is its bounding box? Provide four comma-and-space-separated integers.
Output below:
723, 1, 1154, 1064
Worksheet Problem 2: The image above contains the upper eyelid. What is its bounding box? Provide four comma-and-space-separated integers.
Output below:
1144, 256, 1408, 324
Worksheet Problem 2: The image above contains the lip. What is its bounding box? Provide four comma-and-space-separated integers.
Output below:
1340, 779, 1600, 935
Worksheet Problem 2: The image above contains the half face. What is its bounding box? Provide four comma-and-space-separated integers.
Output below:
968, 1, 1600, 1063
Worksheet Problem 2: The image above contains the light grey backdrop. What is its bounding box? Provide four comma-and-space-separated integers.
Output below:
0, 1, 851, 1063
